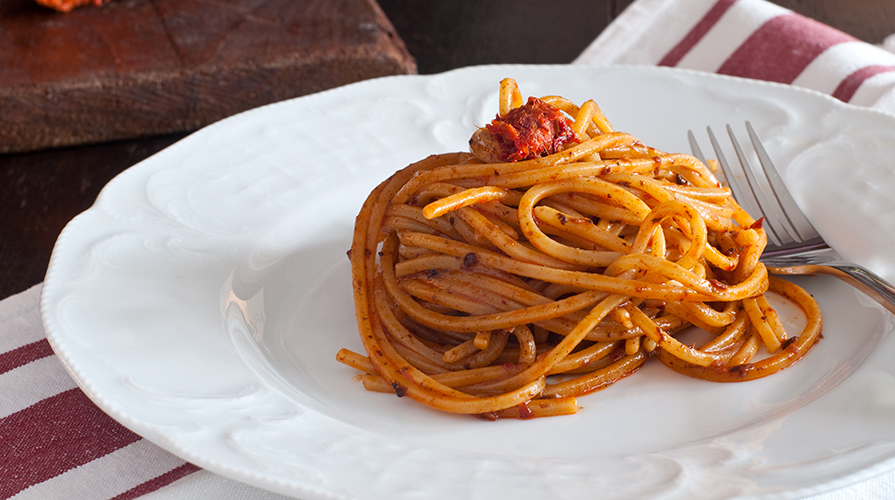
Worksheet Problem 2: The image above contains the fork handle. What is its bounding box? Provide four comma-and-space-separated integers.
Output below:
769, 263, 895, 316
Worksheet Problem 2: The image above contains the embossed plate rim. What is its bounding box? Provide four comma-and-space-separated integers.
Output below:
40, 64, 895, 500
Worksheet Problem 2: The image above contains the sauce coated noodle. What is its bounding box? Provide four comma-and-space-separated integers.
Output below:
337, 78, 822, 420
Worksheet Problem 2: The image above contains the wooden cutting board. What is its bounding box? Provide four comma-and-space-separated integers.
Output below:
0, 0, 417, 153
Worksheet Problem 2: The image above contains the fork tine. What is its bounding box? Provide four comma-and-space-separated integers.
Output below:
687, 130, 706, 164
703, 126, 785, 248
725, 124, 800, 247
704, 127, 757, 216
744, 122, 818, 241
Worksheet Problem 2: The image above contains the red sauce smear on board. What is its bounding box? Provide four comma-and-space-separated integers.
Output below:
485, 97, 580, 162
36, 0, 108, 12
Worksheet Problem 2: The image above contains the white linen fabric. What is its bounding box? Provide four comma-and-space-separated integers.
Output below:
575, 0, 895, 113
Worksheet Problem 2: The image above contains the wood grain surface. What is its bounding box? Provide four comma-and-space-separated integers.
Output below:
0, 0, 416, 153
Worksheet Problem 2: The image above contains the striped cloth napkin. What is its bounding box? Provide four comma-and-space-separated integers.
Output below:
575, 0, 895, 113
3, 0, 895, 498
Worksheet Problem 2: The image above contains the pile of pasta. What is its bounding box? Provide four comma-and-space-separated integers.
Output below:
337, 78, 821, 420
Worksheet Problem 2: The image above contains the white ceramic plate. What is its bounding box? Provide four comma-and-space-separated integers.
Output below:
41, 65, 895, 500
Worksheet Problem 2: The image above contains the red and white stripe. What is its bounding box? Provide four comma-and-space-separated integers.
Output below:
0, 285, 199, 500
576, 0, 895, 112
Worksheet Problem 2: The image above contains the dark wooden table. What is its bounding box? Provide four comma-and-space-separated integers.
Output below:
1, 0, 893, 301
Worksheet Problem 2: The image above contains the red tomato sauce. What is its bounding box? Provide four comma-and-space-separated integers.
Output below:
485, 97, 580, 162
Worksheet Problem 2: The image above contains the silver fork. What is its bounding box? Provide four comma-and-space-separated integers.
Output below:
688, 122, 895, 315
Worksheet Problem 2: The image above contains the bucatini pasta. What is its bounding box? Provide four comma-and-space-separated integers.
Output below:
337, 78, 822, 419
